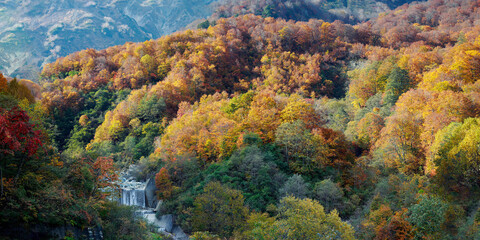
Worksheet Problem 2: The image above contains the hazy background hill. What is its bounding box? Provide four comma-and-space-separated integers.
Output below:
0, 0, 424, 80
0, 0, 217, 79
213, 0, 425, 23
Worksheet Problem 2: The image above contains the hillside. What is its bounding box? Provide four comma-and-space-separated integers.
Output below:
2, 0, 480, 239
0, 0, 218, 80
212, 0, 427, 23
0, 0, 426, 81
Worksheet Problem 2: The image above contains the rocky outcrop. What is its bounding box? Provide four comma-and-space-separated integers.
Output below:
145, 177, 157, 208
0, 225, 103, 240
172, 226, 189, 240
139, 211, 188, 240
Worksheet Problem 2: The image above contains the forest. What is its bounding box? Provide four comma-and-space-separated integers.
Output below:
2, 0, 480, 239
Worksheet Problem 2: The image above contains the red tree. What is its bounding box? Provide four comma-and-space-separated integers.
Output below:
0, 107, 43, 195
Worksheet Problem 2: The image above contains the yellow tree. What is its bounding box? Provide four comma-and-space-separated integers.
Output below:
355, 112, 385, 150
375, 111, 424, 174
431, 118, 480, 198
247, 196, 356, 240
245, 90, 280, 142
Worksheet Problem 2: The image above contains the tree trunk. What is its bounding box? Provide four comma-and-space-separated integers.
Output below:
1, 166, 3, 196
14, 158, 26, 185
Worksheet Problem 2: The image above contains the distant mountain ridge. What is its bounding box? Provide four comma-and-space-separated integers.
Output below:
213, 0, 427, 23
0, 0, 218, 79
0, 0, 424, 80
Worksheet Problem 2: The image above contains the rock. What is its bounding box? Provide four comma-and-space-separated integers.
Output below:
146, 213, 173, 233
142, 211, 158, 226
159, 214, 174, 233
0, 224, 103, 240
145, 177, 157, 208
139, 211, 189, 239
172, 226, 189, 240
154, 200, 163, 212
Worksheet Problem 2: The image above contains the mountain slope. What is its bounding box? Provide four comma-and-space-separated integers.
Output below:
0, 0, 427, 80
4, 0, 480, 239
212, 0, 427, 23
0, 0, 217, 79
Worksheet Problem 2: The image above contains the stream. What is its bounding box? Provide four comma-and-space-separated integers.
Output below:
117, 166, 188, 240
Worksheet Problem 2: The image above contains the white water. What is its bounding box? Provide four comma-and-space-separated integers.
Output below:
121, 188, 146, 208
119, 176, 147, 208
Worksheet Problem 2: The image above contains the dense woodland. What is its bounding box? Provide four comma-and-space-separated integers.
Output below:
3, 0, 480, 239
211, 0, 424, 23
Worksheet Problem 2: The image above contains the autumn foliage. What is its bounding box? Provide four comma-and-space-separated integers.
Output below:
155, 167, 173, 200
0, 107, 42, 157
6, 0, 480, 239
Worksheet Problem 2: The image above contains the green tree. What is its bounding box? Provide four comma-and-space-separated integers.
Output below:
384, 66, 413, 106
136, 95, 166, 122
312, 179, 344, 213
408, 196, 448, 239
197, 20, 211, 29
275, 120, 315, 173
0, 94, 18, 109
228, 145, 285, 211
99, 201, 148, 240
279, 174, 310, 199
262, 5, 277, 18
6, 78, 34, 103
315, 98, 352, 132
192, 182, 249, 237
190, 231, 220, 240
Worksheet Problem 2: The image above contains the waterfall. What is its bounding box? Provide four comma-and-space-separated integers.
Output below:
119, 176, 148, 208
121, 188, 146, 208
117, 165, 157, 209
115, 166, 188, 239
